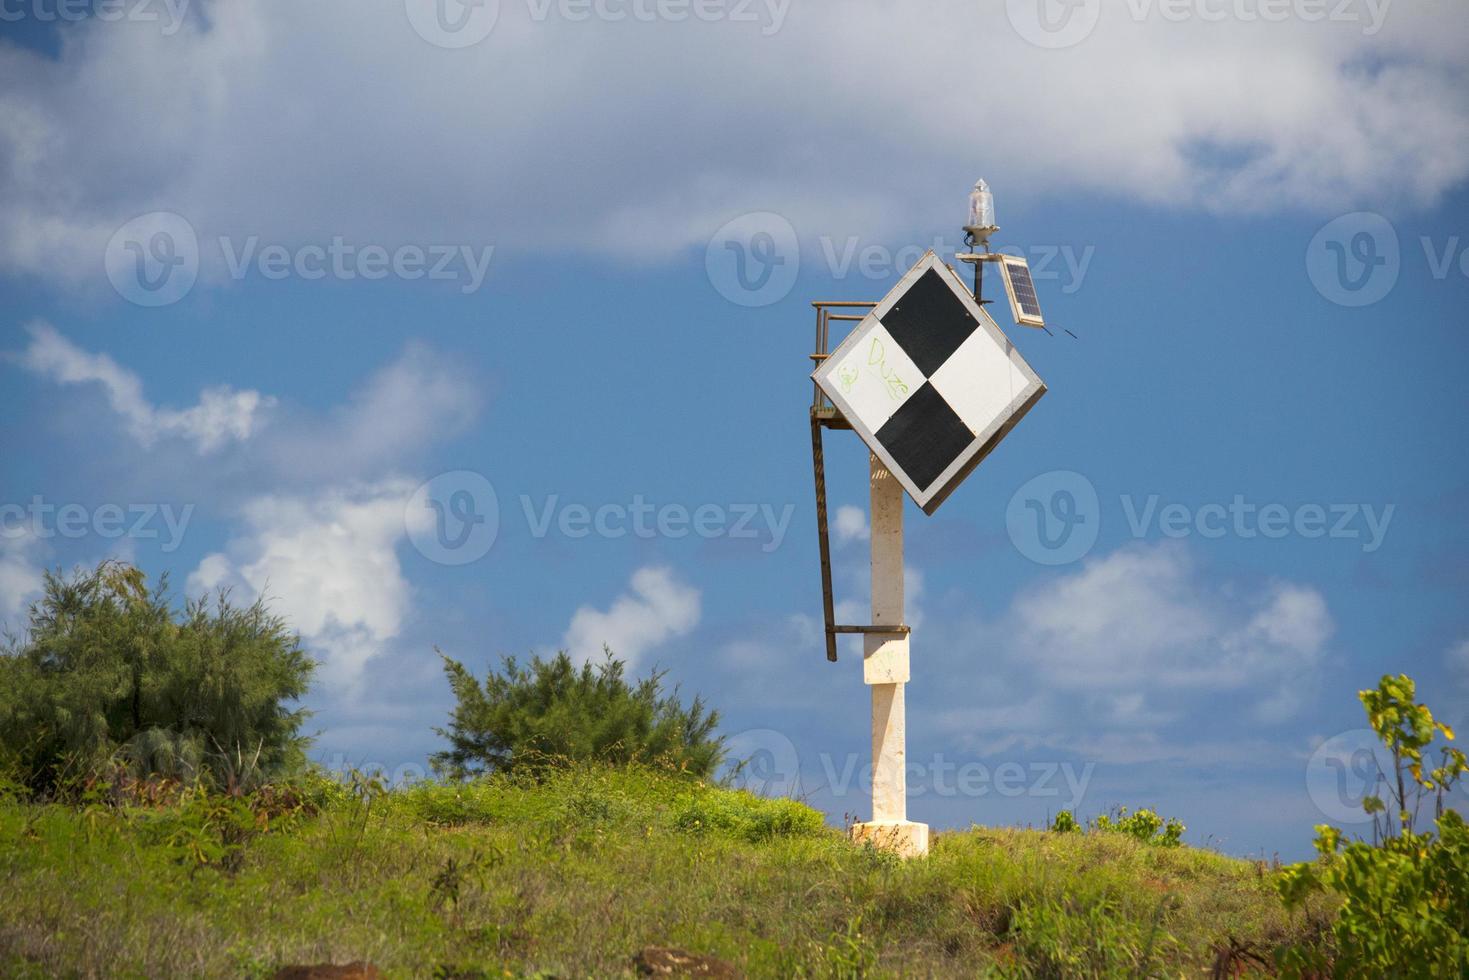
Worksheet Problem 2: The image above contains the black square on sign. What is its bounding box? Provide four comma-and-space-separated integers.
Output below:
878, 268, 978, 376
875, 382, 974, 492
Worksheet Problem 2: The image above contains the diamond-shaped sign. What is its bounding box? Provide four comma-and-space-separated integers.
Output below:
812, 251, 1045, 514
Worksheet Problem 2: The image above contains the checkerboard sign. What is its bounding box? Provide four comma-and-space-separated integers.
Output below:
812, 251, 1045, 514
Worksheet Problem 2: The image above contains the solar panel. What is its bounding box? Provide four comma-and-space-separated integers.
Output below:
999, 255, 1045, 328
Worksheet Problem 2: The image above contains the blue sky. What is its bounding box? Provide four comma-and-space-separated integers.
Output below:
2, 0, 1467, 860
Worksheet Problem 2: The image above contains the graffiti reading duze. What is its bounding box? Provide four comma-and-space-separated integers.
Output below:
867, 337, 910, 400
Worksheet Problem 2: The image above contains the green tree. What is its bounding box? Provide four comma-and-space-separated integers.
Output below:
1276, 674, 1469, 977
432, 648, 724, 778
0, 561, 314, 795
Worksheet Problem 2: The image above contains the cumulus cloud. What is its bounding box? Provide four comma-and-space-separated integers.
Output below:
2, 2, 1466, 291
260, 341, 479, 484
562, 565, 701, 669
833, 505, 869, 543
14, 321, 271, 452
1010, 544, 1330, 692
933, 542, 1333, 761
9, 324, 478, 487
0, 527, 45, 627
187, 480, 429, 689
1448, 638, 1469, 678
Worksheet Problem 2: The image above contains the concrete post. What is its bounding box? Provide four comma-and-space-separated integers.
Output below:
850, 455, 929, 858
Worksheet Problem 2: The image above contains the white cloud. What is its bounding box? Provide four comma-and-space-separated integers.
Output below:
1448, 638, 1469, 679
187, 480, 428, 689
2, 2, 1466, 290
261, 341, 479, 483
1009, 543, 1330, 693
10, 324, 478, 487
833, 505, 869, 544
0, 528, 45, 627
14, 321, 271, 452
562, 565, 701, 669
932, 543, 1333, 761
720, 612, 821, 670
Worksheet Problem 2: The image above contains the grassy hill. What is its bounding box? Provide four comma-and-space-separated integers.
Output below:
0, 766, 1328, 978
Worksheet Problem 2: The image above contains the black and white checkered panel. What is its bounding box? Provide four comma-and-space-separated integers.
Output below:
817, 259, 1037, 503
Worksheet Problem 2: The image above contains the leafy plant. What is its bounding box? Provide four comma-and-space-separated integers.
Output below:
1050, 806, 1184, 846
1276, 674, 1469, 978
1095, 807, 1186, 848
0, 561, 314, 797
1357, 673, 1466, 841
431, 648, 724, 778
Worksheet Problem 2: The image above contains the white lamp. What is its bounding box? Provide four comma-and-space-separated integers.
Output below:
964, 178, 998, 250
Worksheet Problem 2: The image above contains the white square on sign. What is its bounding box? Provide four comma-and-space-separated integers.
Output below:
819, 320, 923, 433
928, 327, 1033, 439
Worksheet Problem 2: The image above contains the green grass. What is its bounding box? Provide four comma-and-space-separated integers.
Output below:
0, 766, 1330, 978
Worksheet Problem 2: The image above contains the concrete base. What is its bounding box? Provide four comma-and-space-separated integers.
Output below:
850, 820, 930, 859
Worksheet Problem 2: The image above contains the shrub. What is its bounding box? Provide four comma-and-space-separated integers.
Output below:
673, 786, 825, 842
0, 561, 314, 796
1049, 806, 1184, 846
431, 648, 723, 778
1276, 674, 1469, 977
1095, 807, 1186, 848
